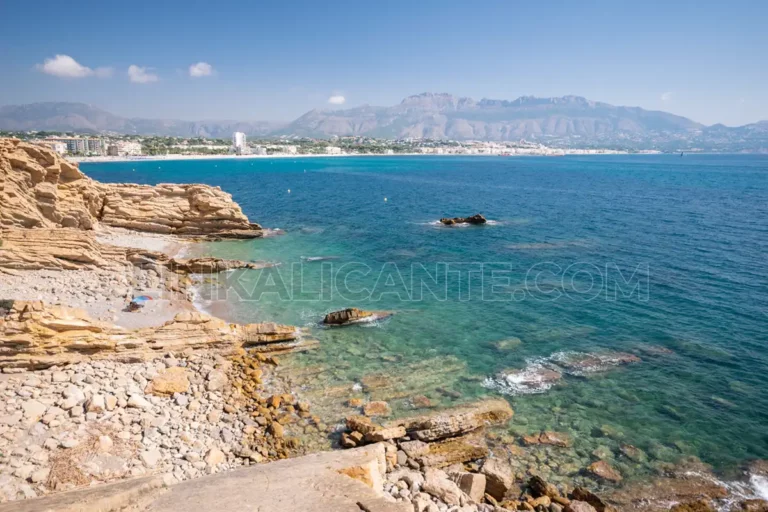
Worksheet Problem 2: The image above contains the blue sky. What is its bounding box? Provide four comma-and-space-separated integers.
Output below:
1, 0, 766, 125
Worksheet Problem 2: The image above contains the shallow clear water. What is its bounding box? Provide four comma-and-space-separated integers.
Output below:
83, 154, 768, 478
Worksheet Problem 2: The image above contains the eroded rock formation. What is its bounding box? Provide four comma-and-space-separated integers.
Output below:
0, 300, 317, 370
0, 227, 267, 274
0, 139, 261, 238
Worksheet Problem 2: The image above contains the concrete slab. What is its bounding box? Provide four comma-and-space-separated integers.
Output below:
0, 444, 412, 512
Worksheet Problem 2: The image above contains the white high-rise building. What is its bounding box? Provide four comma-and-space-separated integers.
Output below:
232, 132, 248, 154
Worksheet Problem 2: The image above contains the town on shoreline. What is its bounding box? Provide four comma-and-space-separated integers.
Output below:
1, 130, 660, 163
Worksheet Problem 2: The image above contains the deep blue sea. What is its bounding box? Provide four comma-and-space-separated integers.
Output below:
82, 154, 768, 479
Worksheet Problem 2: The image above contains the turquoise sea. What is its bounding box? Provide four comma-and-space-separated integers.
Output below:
82, 154, 768, 481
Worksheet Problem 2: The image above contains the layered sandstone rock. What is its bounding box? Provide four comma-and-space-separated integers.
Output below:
0, 227, 266, 274
322, 308, 393, 326
0, 138, 261, 238
323, 307, 375, 325
0, 300, 316, 370
384, 399, 513, 442
0, 228, 126, 271
342, 400, 512, 469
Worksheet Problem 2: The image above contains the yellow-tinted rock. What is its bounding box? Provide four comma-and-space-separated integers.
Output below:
145, 367, 190, 396
0, 138, 261, 238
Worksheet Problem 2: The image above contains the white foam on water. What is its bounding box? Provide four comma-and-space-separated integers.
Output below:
679, 471, 768, 511
751, 474, 768, 500
422, 219, 499, 227
483, 358, 558, 396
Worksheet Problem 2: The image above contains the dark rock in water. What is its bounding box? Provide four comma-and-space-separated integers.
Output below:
323, 307, 385, 326
439, 214, 487, 225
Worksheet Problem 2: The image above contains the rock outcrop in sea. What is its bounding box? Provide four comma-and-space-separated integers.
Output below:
322, 308, 391, 326
439, 214, 487, 226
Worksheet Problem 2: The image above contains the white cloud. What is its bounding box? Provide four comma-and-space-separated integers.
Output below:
128, 65, 158, 84
328, 95, 346, 105
189, 62, 213, 77
661, 91, 673, 102
36, 54, 112, 79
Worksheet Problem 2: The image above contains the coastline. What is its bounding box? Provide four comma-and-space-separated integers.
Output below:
3, 138, 768, 510
68, 151, 634, 164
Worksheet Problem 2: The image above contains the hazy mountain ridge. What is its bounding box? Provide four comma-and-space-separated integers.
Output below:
1, 95, 767, 151
0, 102, 283, 138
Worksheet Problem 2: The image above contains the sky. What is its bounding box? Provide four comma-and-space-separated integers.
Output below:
0, 0, 766, 126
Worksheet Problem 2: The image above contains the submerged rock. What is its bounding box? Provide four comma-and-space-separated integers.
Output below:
586, 460, 622, 482
439, 214, 487, 226
492, 337, 522, 351
486, 364, 563, 395
551, 351, 641, 376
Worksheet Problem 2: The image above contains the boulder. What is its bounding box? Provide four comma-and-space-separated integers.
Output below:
453, 472, 486, 503
364, 426, 406, 443
528, 476, 561, 499
439, 214, 487, 226
417, 434, 489, 467
587, 460, 622, 482
481, 458, 514, 501
145, 367, 190, 396
323, 308, 376, 326
570, 487, 609, 512
539, 431, 572, 448
566, 502, 598, 512
422, 468, 463, 506
385, 399, 513, 442
363, 401, 392, 417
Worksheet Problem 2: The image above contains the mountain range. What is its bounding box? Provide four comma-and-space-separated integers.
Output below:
2, 94, 767, 151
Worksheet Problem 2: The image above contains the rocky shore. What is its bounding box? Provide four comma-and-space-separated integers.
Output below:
1, 138, 767, 511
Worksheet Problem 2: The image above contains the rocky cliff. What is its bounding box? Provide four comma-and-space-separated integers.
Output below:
0, 138, 262, 238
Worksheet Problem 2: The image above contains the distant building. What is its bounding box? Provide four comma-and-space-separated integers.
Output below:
232, 132, 249, 155
107, 141, 142, 157
46, 136, 105, 155
325, 146, 342, 155
253, 146, 267, 156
